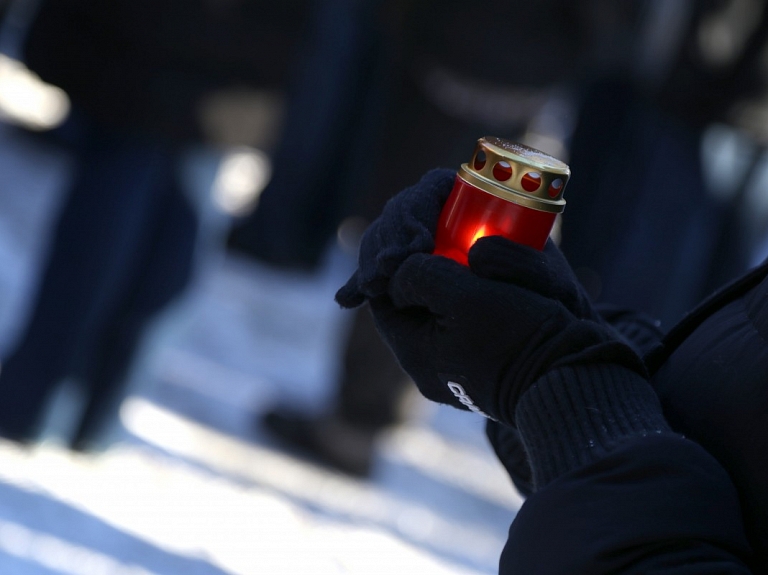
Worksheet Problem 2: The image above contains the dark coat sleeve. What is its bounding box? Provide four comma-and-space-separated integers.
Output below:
485, 304, 665, 498
499, 435, 754, 574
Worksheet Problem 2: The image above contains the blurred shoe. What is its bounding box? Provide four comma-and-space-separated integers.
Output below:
260, 408, 376, 477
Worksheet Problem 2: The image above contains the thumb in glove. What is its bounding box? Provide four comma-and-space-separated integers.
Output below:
468, 235, 602, 323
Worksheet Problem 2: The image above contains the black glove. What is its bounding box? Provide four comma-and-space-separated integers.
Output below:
336, 168, 455, 308
362, 236, 645, 425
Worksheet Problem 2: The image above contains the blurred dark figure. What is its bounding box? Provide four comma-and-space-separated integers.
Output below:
562, 0, 768, 328
0, 0, 311, 448
0, 124, 198, 448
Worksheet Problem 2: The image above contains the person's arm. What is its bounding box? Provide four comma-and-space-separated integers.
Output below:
502, 362, 753, 574
336, 170, 754, 572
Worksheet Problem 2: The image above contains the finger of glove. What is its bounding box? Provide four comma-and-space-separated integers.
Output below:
387, 252, 480, 316
540, 239, 603, 320
368, 296, 469, 410
541, 240, 605, 321
335, 270, 365, 308
353, 169, 456, 300
368, 293, 431, 338
467, 236, 560, 297
469, 236, 597, 319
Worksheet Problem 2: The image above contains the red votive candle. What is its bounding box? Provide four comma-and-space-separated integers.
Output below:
434, 137, 570, 265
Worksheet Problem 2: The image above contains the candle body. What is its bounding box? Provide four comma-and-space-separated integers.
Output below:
434, 174, 556, 265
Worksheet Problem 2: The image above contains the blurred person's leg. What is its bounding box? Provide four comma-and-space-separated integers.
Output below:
263, 305, 409, 477
227, 0, 388, 270
71, 173, 198, 450
560, 79, 727, 329
335, 306, 407, 430
0, 122, 185, 441
226, 0, 403, 477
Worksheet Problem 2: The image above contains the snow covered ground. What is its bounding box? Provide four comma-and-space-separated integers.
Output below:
0, 123, 522, 575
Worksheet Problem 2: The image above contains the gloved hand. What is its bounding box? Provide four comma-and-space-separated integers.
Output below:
361, 236, 646, 425
336, 168, 455, 308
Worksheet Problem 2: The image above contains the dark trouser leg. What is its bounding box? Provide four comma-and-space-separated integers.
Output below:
261, 302, 407, 476
71, 181, 198, 449
334, 305, 409, 432
0, 130, 181, 439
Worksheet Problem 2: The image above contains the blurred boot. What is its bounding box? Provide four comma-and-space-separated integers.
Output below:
261, 305, 409, 477
261, 409, 377, 477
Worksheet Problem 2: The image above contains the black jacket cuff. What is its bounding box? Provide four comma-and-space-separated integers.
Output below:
515, 363, 673, 489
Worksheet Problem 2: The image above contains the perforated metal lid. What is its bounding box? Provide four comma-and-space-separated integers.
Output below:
458, 137, 570, 213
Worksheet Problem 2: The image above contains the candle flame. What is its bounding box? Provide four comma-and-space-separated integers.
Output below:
471, 225, 489, 246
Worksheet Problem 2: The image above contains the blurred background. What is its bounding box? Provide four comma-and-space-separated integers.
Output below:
1, 0, 768, 573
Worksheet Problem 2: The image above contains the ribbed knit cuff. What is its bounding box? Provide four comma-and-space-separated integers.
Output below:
515, 363, 673, 490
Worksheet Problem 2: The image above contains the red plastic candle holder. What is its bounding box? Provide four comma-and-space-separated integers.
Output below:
434, 137, 570, 265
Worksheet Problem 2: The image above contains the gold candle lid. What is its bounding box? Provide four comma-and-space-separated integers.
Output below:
458, 137, 570, 213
